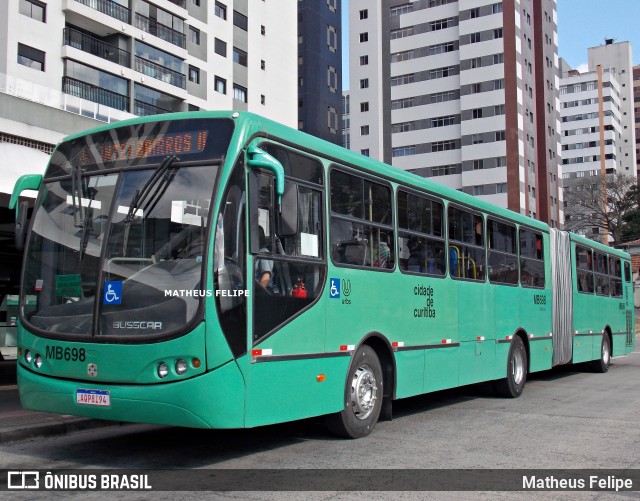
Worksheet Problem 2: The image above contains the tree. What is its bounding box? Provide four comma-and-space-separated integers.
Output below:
563, 172, 638, 245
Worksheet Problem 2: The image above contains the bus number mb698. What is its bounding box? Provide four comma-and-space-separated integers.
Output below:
46, 346, 86, 362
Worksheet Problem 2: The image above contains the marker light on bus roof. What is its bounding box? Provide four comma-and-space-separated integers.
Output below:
157, 362, 169, 379
175, 359, 188, 375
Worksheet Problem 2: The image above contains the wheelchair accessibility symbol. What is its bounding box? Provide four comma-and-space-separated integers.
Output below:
329, 278, 340, 298
103, 281, 122, 305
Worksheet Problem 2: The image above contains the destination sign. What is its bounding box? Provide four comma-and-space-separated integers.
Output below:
77, 130, 209, 166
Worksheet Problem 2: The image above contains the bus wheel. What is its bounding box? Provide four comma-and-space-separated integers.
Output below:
494, 336, 527, 398
590, 335, 611, 373
325, 345, 383, 439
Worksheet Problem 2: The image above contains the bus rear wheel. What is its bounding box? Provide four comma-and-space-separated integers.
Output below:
590, 334, 611, 373
325, 345, 383, 439
494, 336, 527, 398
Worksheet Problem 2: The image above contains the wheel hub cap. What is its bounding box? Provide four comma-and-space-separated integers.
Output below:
350, 364, 378, 420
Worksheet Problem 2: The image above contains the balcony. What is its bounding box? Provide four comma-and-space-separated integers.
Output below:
134, 99, 171, 116
135, 56, 186, 89
167, 0, 186, 7
74, 0, 131, 24
63, 27, 131, 67
135, 13, 186, 49
62, 76, 129, 112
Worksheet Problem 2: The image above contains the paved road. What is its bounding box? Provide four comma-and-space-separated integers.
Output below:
0, 349, 638, 500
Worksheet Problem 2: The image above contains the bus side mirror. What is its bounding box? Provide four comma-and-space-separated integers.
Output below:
277, 181, 298, 237
15, 201, 28, 251
9, 174, 42, 212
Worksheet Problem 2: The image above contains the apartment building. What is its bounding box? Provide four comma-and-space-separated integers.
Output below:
632, 64, 640, 180
348, 0, 561, 227
297, 0, 343, 144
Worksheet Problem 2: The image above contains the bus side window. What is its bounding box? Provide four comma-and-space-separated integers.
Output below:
330, 168, 394, 270
519, 229, 544, 288
610, 257, 623, 298
397, 190, 445, 276
488, 219, 517, 285
447, 206, 485, 281
576, 246, 594, 294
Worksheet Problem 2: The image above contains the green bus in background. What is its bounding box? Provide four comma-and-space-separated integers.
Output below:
11, 112, 635, 438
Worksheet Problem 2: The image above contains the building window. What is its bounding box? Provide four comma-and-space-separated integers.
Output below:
391, 4, 414, 16
233, 10, 248, 31
494, 104, 505, 115
360, 55, 368, 65
494, 79, 504, 90
472, 108, 483, 119
360, 102, 369, 112
492, 3, 503, 14
20, 0, 46, 22
360, 32, 369, 43
17, 43, 45, 71
327, 0, 337, 12
233, 47, 247, 67
493, 53, 504, 64
191, 0, 200, 5
360, 78, 369, 89
393, 146, 416, 157
215, 76, 227, 94
261, 60, 265, 70
233, 84, 247, 102
188, 66, 200, 84
471, 83, 481, 94
328, 66, 338, 93
470, 8, 480, 19
361, 125, 370, 136
470, 32, 481, 44
361, 149, 370, 156
328, 106, 338, 134
215, 38, 227, 57
215, 2, 227, 20
494, 28, 503, 39
327, 25, 338, 52
473, 159, 484, 170
495, 131, 506, 141
359, 9, 368, 20
261, 94, 265, 105
261, 25, 266, 36
189, 26, 200, 45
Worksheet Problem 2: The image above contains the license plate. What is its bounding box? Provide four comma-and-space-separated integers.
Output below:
76, 389, 110, 407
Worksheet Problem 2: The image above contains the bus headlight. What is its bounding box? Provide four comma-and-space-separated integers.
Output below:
175, 359, 188, 375
34, 355, 43, 369
157, 362, 169, 378
25, 350, 33, 364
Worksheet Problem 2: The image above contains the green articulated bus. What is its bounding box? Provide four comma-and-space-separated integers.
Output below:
10, 111, 636, 438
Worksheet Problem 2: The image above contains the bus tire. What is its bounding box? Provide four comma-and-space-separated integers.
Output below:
590, 334, 611, 373
325, 345, 383, 439
494, 336, 527, 398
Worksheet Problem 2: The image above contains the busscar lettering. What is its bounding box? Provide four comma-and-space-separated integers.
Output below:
45, 345, 86, 362
112, 321, 163, 330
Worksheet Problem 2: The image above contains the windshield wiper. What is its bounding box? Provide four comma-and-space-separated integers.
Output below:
78, 186, 97, 262
71, 164, 84, 229
123, 155, 179, 256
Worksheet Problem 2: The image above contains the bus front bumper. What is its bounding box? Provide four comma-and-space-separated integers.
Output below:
17, 361, 245, 429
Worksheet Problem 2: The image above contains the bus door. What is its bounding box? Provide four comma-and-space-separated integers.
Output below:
244, 142, 330, 427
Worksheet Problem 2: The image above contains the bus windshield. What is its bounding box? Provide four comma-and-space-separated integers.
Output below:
21, 118, 233, 339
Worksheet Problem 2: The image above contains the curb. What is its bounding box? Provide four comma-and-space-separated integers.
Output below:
0, 419, 124, 445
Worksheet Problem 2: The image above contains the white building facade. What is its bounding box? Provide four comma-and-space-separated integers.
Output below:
348, 0, 561, 227
0, 0, 297, 196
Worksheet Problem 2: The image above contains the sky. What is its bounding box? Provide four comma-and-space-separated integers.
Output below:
341, 0, 640, 90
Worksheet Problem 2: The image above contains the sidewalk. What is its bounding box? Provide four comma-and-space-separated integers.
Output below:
0, 364, 120, 445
